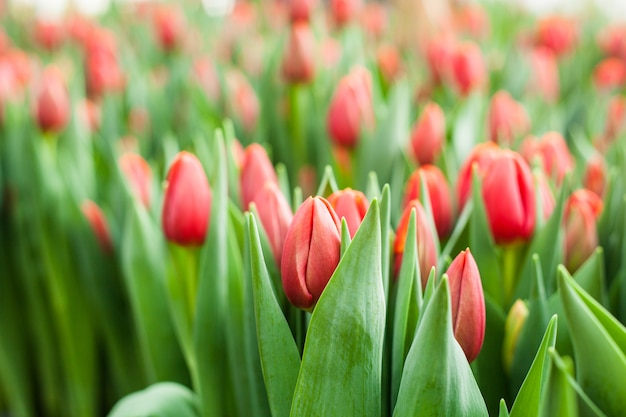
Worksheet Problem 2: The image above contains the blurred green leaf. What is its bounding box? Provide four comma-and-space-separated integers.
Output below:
108, 383, 199, 417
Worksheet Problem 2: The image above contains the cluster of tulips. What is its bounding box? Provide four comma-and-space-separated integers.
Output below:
1, 0, 626, 416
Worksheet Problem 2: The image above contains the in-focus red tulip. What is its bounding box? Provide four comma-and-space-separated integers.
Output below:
81, 200, 113, 254
520, 131, 573, 185
119, 153, 152, 208
327, 188, 369, 238
240, 143, 278, 210
482, 150, 536, 245
281, 196, 342, 310
446, 249, 485, 363
152, 5, 185, 52
330, 0, 363, 27
162, 152, 212, 246
593, 58, 626, 91
327, 66, 374, 148
34, 20, 65, 51
451, 41, 486, 96
583, 155, 607, 198
535, 16, 577, 57
281, 22, 316, 84
527, 47, 559, 103
563, 189, 603, 272
402, 165, 452, 238
456, 142, 502, 210
488, 90, 530, 146
34, 67, 70, 134
252, 182, 294, 266
393, 199, 438, 289
289, 0, 316, 22
409, 102, 445, 165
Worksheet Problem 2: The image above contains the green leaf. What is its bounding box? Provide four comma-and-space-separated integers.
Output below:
499, 399, 510, 417
108, 383, 200, 417
380, 185, 391, 301
393, 277, 488, 417
290, 200, 385, 417
509, 315, 558, 417
539, 348, 578, 417
558, 269, 626, 416
316, 165, 339, 197
572, 248, 608, 307
247, 214, 301, 417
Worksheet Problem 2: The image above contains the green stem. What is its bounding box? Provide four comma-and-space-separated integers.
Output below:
502, 245, 520, 309
289, 84, 305, 176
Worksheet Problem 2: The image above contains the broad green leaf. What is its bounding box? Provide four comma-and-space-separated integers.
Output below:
247, 215, 301, 417
393, 277, 488, 417
572, 248, 608, 307
290, 200, 385, 417
539, 348, 578, 417
380, 185, 391, 302
108, 383, 199, 417
509, 315, 558, 417
559, 269, 626, 416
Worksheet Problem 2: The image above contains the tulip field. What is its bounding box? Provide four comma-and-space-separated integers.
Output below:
1, 0, 626, 416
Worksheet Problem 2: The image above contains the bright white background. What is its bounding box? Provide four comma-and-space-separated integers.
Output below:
8, 0, 626, 20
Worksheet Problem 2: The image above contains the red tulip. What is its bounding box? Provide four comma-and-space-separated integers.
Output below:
330, 0, 363, 27
81, 200, 113, 254
289, 0, 316, 22
451, 41, 486, 96
281, 22, 316, 84
456, 142, 502, 210
604, 95, 626, 141
593, 58, 626, 91
598, 24, 626, 59
327, 188, 369, 238
520, 132, 573, 185
34, 20, 65, 51
162, 152, 212, 246
488, 90, 530, 146
34, 67, 70, 134
252, 182, 294, 266
527, 47, 559, 103
402, 165, 452, 238
454, 3, 490, 39
281, 196, 342, 310
393, 199, 438, 289
193, 57, 221, 103
535, 16, 577, 57
240, 143, 278, 210
482, 150, 536, 245
425, 36, 455, 84
583, 155, 607, 198
376, 43, 401, 84
327, 66, 374, 148
152, 5, 185, 52
359, 3, 388, 39
563, 189, 603, 272
119, 153, 152, 208
226, 71, 259, 133
409, 102, 445, 165
445, 249, 485, 363
85, 49, 125, 98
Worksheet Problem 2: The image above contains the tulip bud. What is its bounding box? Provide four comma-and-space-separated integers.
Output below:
393, 199, 438, 289
488, 90, 530, 146
563, 189, 603, 272
85, 50, 125, 98
119, 153, 152, 208
327, 188, 369, 238
281, 22, 316, 84
425, 36, 455, 84
162, 152, 212, 246
34, 67, 70, 134
408, 102, 445, 165
240, 143, 278, 210
376, 44, 401, 84
281, 196, 342, 310
327, 66, 374, 148
289, 0, 316, 22
583, 155, 607, 198
604, 95, 626, 141
527, 47, 559, 103
535, 16, 577, 57
520, 132, 574, 185
482, 150, 536, 245
445, 249, 485, 363
34, 20, 65, 51
456, 142, 501, 210
402, 165, 452, 238
226, 71, 260, 134
598, 25, 626, 59
252, 182, 294, 266
502, 299, 529, 373
594, 58, 626, 91
152, 6, 185, 52
330, 0, 363, 27
451, 41, 486, 96
81, 200, 113, 254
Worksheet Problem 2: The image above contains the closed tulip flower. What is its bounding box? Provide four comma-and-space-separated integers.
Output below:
327, 66, 374, 148
281, 196, 342, 310
488, 90, 530, 146
327, 188, 369, 238
593, 58, 626, 91
289, 0, 316, 22
535, 16, 577, 57
81, 200, 113, 254
409, 102, 445, 165
502, 299, 529, 373
451, 41, 486, 96
425, 36, 455, 84
330, 0, 363, 27
445, 249, 485, 363
583, 155, 607, 198
34, 67, 70, 134
527, 47, 559, 103
119, 153, 152, 208
482, 150, 536, 245
152, 5, 185, 52
402, 165, 452, 239
252, 182, 294, 266
393, 199, 438, 289
563, 189, 603, 272
240, 143, 278, 210
281, 21, 316, 84
162, 152, 212, 246
520, 132, 573, 185
456, 142, 502, 210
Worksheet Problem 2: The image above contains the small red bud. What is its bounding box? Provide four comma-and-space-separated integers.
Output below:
327, 188, 369, 238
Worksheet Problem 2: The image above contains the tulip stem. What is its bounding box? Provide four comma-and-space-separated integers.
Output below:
501, 245, 520, 308
289, 84, 306, 176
